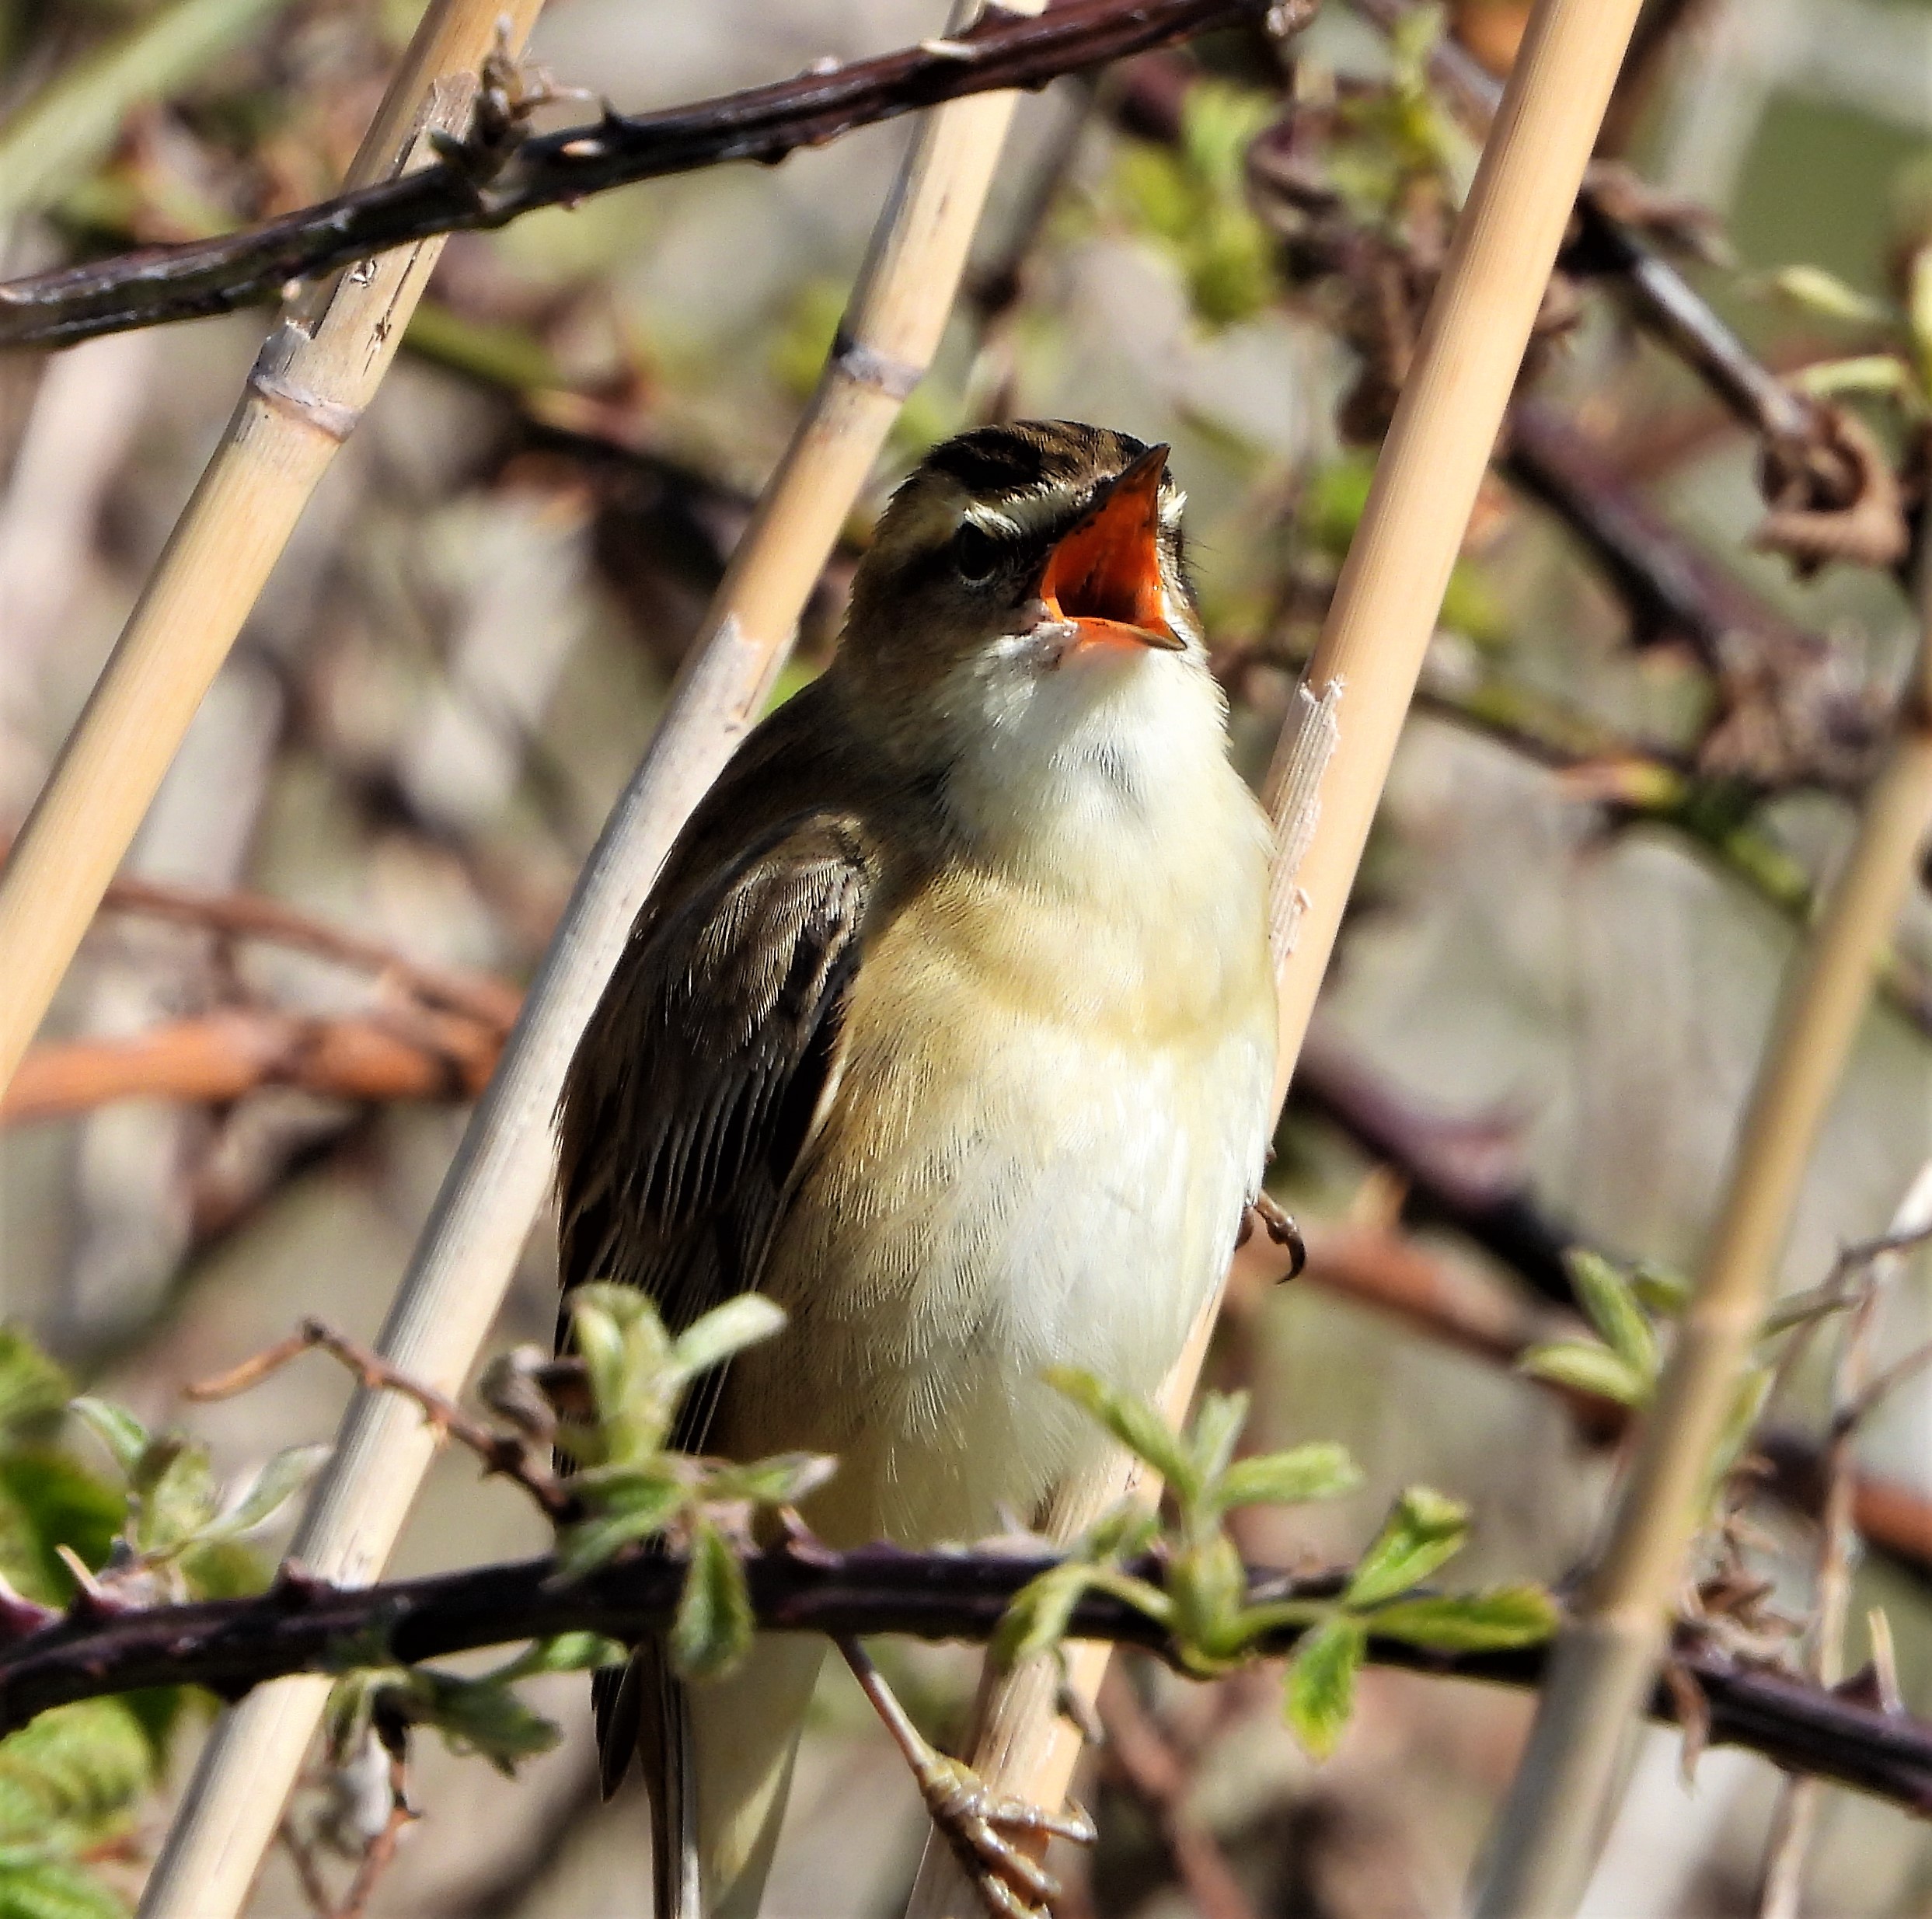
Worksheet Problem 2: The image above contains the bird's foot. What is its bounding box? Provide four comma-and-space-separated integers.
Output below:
1238, 1191, 1306, 1277
914, 1751, 1094, 1919
836, 1637, 1092, 1917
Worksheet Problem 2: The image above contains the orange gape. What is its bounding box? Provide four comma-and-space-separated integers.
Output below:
1036, 445, 1184, 651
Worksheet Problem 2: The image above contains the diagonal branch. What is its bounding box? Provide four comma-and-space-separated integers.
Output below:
1, 1544, 1927, 1814
0, 0, 1293, 351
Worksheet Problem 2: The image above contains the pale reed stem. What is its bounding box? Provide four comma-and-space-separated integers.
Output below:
1477, 562, 1932, 1919
904, 0, 1648, 1911
134, 7, 1042, 1917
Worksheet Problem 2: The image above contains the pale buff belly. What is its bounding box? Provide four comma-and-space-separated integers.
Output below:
713, 891, 1275, 1550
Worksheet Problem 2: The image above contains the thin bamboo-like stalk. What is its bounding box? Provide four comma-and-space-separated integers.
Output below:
1476, 572, 1932, 1917
0, 0, 545, 1101
905, 0, 1647, 1910
133, 8, 1043, 1917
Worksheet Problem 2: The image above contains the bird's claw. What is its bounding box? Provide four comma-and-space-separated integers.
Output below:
915, 1753, 1094, 1918
1239, 1192, 1306, 1277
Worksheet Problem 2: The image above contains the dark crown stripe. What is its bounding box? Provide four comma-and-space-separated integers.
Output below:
926, 420, 1144, 500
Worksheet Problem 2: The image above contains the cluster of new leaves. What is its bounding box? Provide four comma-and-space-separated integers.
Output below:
995, 1367, 1556, 1760
547, 1284, 834, 1681
1520, 1251, 1770, 1490
305, 1286, 832, 1792
1770, 258, 1932, 420
0, 1331, 316, 1919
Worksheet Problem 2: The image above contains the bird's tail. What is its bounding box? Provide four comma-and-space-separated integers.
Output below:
603, 1635, 827, 1917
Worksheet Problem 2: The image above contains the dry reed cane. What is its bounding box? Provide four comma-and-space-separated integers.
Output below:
904, 0, 1647, 1909
0, 0, 546, 1099
1477, 556, 1932, 1919
133, 8, 1044, 1917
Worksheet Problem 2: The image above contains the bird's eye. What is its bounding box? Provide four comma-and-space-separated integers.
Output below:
951, 523, 1000, 584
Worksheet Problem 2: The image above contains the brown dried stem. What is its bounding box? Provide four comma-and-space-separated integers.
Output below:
184, 1317, 573, 1522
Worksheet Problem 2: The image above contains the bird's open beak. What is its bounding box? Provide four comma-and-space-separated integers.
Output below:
1036, 444, 1184, 652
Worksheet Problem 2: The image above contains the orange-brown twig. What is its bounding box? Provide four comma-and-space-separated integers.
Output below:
2, 1007, 499, 1123
187, 1318, 573, 1522
96, 865, 521, 1031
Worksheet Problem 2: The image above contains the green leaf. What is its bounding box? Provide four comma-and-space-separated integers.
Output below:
407, 1670, 562, 1777
202, 1444, 328, 1542
175, 1539, 266, 1601
65, 1403, 147, 1482
1079, 1504, 1162, 1563
1519, 1341, 1651, 1408
1630, 1264, 1690, 1316
1168, 1535, 1250, 1673
669, 1296, 786, 1384
1365, 1584, 1558, 1652
0, 1453, 124, 1606
0, 1700, 154, 1849
1185, 1391, 1250, 1495
1344, 1487, 1470, 1609
134, 1444, 217, 1558
0, 1854, 128, 1919
1564, 1251, 1657, 1378
1767, 264, 1898, 328
1216, 1444, 1362, 1513
703, 1452, 836, 1509
1282, 1614, 1365, 1760
1791, 354, 1917, 402
554, 1473, 687, 1580
567, 1283, 674, 1451
488, 1634, 627, 1682
993, 1564, 1092, 1670
1044, 1368, 1195, 1500
669, 1520, 753, 1683
0, 1336, 70, 1440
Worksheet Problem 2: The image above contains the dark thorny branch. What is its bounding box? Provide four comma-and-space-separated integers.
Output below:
2, 1540, 1930, 1813
0, 0, 1307, 350
1107, 47, 1887, 792
1347, 0, 1912, 575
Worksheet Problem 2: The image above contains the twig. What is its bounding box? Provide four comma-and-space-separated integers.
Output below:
278, 1819, 335, 1918
92, 865, 521, 1031
1501, 403, 1877, 790
147, 9, 1100, 1915
184, 1317, 573, 1521
1478, 494, 1932, 1919
2, 1007, 500, 1124
1350, 0, 1825, 455
1096, 1667, 1262, 1919
331, 1750, 415, 1919
908, 3, 1651, 1911
1756, 1161, 1932, 1918
1, 1544, 1929, 1813
0, 0, 1285, 351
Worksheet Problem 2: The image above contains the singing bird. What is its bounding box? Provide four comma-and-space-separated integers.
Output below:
556, 420, 1282, 1917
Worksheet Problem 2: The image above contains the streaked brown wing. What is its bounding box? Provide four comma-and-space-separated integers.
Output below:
554, 807, 875, 1836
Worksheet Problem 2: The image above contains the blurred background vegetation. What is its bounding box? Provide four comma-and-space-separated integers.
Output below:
4, 0, 1932, 1914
